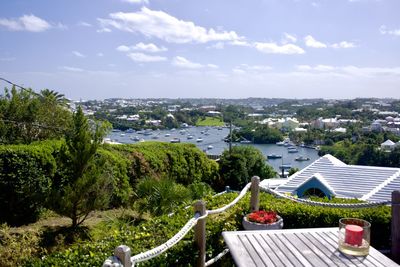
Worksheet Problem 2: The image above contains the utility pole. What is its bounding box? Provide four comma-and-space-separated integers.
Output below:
229, 121, 232, 153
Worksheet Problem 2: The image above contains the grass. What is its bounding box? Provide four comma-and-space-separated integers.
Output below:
196, 117, 225, 126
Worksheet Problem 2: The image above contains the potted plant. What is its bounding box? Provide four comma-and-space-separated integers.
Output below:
242, 210, 283, 230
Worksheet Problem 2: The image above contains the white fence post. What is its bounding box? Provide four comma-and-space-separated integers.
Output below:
250, 176, 260, 212
115, 245, 132, 267
194, 200, 206, 267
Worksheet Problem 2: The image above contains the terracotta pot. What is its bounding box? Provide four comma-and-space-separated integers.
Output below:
242, 215, 283, 230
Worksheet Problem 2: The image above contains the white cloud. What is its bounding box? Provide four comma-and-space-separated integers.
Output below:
254, 42, 305, 54
98, 7, 243, 43
304, 35, 327, 48
282, 32, 297, 44
72, 51, 86, 58
97, 52, 104, 57
117, 42, 167, 53
207, 64, 219, 69
127, 52, 167, 62
116, 45, 131, 52
296, 65, 313, 71
230, 40, 251, 46
237, 64, 273, 72
97, 27, 111, 33
207, 42, 225, 49
78, 21, 92, 27
59, 66, 84, 72
331, 41, 356, 48
172, 56, 204, 69
295, 64, 400, 76
380, 25, 400, 36
122, 0, 149, 4
314, 65, 335, 71
0, 14, 52, 32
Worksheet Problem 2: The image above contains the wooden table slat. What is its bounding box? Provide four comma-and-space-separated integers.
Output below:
222, 228, 400, 267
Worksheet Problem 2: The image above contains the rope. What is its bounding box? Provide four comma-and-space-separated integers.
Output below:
131, 215, 199, 264
262, 187, 391, 208
205, 248, 230, 266
207, 183, 251, 215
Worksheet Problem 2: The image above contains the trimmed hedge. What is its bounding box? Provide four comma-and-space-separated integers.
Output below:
0, 143, 58, 225
27, 192, 392, 266
104, 142, 220, 187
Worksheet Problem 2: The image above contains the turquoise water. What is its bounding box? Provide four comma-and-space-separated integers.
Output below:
108, 126, 319, 172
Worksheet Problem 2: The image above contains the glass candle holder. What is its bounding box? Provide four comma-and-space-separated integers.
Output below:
338, 218, 371, 256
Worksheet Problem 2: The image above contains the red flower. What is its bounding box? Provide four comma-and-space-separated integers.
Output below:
247, 210, 278, 224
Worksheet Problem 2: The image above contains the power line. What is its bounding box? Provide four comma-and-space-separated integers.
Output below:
0, 77, 40, 96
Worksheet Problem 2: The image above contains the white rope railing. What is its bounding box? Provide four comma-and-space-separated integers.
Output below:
207, 183, 251, 215
205, 248, 230, 267
128, 183, 251, 265
262, 186, 391, 208
131, 215, 199, 264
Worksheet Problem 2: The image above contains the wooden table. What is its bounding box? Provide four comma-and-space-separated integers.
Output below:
222, 228, 399, 267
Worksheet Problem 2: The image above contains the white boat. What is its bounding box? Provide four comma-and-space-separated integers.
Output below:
126, 128, 134, 133
240, 140, 252, 144
295, 155, 310, 161
207, 145, 213, 150
131, 136, 140, 141
165, 133, 171, 137
276, 141, 285, 146
187, 135, 194, 140
196, 138, 203, 143
170, 138, 181, 143
120, 133, 125, 137
288, 147, 299, 153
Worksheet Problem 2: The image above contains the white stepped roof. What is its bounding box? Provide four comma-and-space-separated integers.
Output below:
274, 154, 400, 202
381, 139, 395, 146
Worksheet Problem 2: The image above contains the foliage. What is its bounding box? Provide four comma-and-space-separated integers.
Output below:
288, 167, 300, 176
0, 224, 43, 267
231, 124, 283, 144
219, 146, 276, 189
105, 142, 220, 188
0, 143, 57, 225
0, 86, 71, 144
196, 116, 224, 126
50, 107, 112, 227
135, 178, 192, 216
26, 192, 391, 266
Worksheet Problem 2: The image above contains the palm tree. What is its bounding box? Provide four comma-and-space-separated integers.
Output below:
40, 89, 68, 106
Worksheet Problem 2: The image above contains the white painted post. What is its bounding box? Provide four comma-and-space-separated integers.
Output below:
392, 191, 400, 263
250, 176, 260, 212
194, 200, 206, 267
114, 245, 132, 267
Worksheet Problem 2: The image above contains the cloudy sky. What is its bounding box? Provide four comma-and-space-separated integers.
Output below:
0, 0, 399, 100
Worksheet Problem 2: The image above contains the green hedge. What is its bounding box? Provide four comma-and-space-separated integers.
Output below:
105, 142, 220, 187
0, 143, 57, 225
27, 192, 391, 266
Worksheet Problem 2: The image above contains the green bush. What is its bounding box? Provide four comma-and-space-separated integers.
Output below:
219, 146, 276, 189
0, 143, 57, 225
26, 192, 391, 266
105, 142, 220, 188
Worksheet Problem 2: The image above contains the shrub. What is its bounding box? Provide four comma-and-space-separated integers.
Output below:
105, 142, 220, 188
219, 146, 276, 189
26, 192, 391, 266
0, 144, 56, 225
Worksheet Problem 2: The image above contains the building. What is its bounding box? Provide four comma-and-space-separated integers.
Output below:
263, 154, 400, 202
381, 139, 396, 151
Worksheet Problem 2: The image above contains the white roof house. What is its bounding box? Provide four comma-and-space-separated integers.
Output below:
381, 139, 396, 151
267, 154, 400, 202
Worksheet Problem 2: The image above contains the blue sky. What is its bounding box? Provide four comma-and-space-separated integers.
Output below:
0, 0, 399, 100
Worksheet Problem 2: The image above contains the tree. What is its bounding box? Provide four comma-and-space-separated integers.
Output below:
51, 106, 111, 227
219, 146, 276, 189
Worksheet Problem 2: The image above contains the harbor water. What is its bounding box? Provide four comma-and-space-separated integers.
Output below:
107, 126, 320, 173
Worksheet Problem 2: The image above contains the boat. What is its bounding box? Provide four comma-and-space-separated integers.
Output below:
279, 164, 292, 170
240, 140, 252, 144
287, 147, 299, 153
126, 128, 134, 133
112, 129, 121, 132
120, 133, 125, 137
143, 129, 153, 136
267, 154, 282, 159
131, 136, 140, 141
165, 133, 171, 137
207, 145, 213, 150
295, 155, 310, 161
276, 141, 285, 146
179, 130, 186, 135
187, 135, 194, 140
196, 138, 203, 143
151, 135, 159, 139
170, 138, 181, 143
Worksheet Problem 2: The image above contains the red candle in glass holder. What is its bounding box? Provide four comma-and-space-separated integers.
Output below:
345, 224, 363, 246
